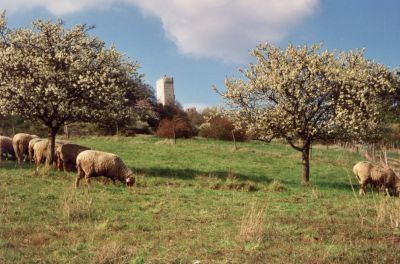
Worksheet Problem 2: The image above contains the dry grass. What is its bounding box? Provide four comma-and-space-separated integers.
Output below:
268, 180, 287, 192
237, 203, 267, 245
93, 240, 137, 264
62, 188, 94, 223
154, 139, 174, 145
375, 196, 400, 229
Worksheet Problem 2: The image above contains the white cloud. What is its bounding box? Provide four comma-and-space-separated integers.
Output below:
130, 0, 319, 62
183, 103, 212, 111
0, 0, 115, 15
0, 0, 319, 62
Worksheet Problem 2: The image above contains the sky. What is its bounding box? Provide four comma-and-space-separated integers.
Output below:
1, 0, 399, 110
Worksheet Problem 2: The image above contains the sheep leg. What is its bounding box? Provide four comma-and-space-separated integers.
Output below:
359, 183, 366, 195
34, 155, 39, 171
63, 161, 68, 172
85, 175, 91, 186
16, 151, 22, 165
56, 158, 61, 171
75, 167, 85, 188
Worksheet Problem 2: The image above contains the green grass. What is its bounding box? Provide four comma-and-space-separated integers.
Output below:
1, 135, 400, 263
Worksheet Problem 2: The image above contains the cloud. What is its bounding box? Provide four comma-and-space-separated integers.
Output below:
0, 0, 116, 15
183, 103, 212, 111
130, 0, 319, 62
0, 0, 319, 62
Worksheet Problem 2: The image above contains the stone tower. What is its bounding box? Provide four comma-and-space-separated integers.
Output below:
156, 76, 175, 106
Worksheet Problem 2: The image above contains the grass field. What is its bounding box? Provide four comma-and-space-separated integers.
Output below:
1, 135, 400, 263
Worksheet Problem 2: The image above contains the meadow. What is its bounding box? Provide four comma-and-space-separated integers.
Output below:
1, 135, 400, 263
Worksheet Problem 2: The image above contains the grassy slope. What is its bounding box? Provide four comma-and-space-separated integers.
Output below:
1, 135, 400, 263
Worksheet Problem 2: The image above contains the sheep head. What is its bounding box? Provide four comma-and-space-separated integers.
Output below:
125, 175, 135, 186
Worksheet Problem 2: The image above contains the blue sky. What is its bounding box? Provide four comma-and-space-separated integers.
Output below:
1, 0, 399, 109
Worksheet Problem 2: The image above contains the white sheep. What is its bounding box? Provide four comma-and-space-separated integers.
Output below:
33, 140, 68, 169
75, 150, 135, 188
28, 138, 45, 163
12, 133, 38, 164
353, 161, 400, 196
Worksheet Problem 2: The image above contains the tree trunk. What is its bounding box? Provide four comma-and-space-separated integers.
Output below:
301, 143, 310, 185
46, 127, 58, 167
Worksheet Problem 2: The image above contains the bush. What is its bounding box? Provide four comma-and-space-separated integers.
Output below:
155, 114, 194, 139
199, 115, 247, 141
186, 107, 205, 127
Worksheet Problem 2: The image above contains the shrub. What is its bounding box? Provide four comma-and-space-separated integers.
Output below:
186, 107, 205, 127
156, 114, 194, 139
199, 115, 247, 141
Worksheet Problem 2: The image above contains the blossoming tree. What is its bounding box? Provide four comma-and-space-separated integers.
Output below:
220, 43, 395, 184
0, 13, 142, 165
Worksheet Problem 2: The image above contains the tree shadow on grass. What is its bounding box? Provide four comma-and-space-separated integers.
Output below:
133, 166, 353, 192
0, 161, 33, 171
314, 181, 353, 192
134, 166, 294, 186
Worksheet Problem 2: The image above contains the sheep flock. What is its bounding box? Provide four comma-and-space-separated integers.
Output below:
0, 132, 135, 188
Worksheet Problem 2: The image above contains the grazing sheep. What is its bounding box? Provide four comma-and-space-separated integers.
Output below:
33, 140, 68, 169
28, 138, 46, 163
75, 150, 135, 188
353, 161, 400, 196
56, 143, 90, 172
0, 136, 15, 161
12, 133, 38, 164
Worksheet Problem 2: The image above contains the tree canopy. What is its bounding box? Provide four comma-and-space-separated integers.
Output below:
220, 43, 396, 184
0, 13, 144, 164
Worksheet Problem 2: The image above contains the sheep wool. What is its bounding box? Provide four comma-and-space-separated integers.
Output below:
0, 136, 15, 161
56, 143, 90, 172
33, 140, 69, 169
28, 138, 45, 163
76, 150, 135, 188
12, 133, 38, 164
353, 161, 400, 196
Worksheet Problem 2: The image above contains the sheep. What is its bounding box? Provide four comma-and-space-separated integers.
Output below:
0, 136, 15, 161
56, 143, 90, 172
353, 161, 400, 196
75, 150, 135, 188
28, 138, 46, 163
33, 140, 69, 169
12, 133, 38, 164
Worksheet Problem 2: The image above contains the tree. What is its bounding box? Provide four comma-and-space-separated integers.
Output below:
219, 43, 395, 184
0, 13, 142, 165
95, 82, 158, 136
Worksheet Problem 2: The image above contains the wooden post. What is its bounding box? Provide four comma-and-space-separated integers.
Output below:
231, 130, 237, 150
64, 124, 70, 139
